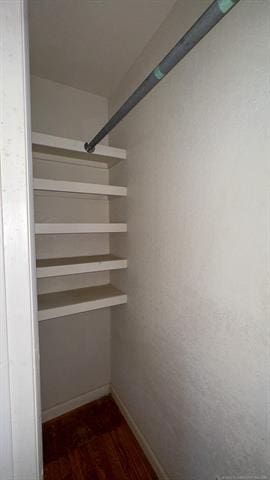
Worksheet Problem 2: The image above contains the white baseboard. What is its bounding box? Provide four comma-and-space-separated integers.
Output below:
42, 384, 110, 422
111, 385, 170, 480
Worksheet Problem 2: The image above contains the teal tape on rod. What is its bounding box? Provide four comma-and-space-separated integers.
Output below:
154, 66, 164, 80
217, 0, 236, 14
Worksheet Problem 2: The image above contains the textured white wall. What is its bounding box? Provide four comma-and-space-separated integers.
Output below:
31, 78, 111, 412
109, 1, 269, 478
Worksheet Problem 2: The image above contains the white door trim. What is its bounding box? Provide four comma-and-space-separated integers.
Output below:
0, 1, 42, 478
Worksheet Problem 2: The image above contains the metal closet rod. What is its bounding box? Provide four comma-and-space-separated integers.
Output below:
84, 0, 240, 153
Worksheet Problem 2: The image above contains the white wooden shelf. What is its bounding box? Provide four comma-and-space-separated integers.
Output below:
35, 223, 127, 234
34, 178, 127, 197
36, 254, 127, 278
38, 284, 127, 321
32, 132, 126, 168
33, 133, 128, 320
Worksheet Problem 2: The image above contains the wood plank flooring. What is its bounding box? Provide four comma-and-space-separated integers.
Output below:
43, 395, 158, 480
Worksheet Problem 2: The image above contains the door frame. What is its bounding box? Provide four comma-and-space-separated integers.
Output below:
0, 1, 42, 478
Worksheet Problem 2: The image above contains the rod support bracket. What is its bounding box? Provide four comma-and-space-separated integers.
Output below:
84, 142, 95, 153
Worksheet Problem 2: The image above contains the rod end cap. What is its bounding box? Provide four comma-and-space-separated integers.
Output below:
84, 142, 95, 153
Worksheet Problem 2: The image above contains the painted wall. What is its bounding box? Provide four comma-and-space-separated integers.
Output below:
31, 77, 111, 413
31, 75, 108, 144
109, 1, 269, 478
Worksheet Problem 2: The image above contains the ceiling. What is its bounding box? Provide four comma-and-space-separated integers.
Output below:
29, 0, 175, 98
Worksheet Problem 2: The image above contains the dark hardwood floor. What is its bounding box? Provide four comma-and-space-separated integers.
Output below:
43, 395, 158, 480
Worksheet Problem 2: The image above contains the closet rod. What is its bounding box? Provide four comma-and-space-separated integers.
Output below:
84, 0, 240, 153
